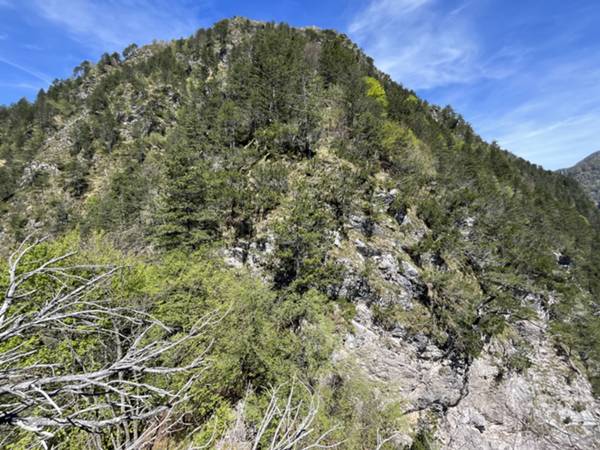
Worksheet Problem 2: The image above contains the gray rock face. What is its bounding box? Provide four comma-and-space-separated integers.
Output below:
335, 301, 466, 410
436, 310, 600, 449
19, 162, 59, 187
438, 347, 600, 449
328, 206, 600, 448
337, 298, 600, 449
225, 195, 600, 448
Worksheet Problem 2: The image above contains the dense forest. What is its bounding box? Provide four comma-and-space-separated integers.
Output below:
1, 17, 599, 449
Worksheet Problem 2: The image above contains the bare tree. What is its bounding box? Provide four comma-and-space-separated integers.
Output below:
374, 430, 403, 450
214, 382, 341, 450
0, 236, 214, 449
251, 383, 341, 450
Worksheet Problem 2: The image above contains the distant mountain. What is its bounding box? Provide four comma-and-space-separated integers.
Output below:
559, 151, 600, 206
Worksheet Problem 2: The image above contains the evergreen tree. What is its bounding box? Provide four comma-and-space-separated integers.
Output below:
249, 24, 305, 128
154, 101, 219, 251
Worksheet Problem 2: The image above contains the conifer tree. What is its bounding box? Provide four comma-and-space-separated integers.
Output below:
249, 24, 305, 127
154, 100, 219, 251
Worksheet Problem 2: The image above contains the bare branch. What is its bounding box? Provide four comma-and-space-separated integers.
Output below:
243, 381, 342, 450
0, 237, 217, 449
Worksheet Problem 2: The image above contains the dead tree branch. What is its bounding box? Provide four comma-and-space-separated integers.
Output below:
0, 235, 215, 449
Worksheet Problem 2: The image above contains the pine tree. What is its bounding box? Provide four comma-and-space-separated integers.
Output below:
249, 24, 305, 127
154, 101, 219, 251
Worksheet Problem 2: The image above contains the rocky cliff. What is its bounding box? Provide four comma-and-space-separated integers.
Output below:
222, 178, 600, 449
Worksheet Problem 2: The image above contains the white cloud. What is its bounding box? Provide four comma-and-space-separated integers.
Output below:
494, 113, 599, 169
0, 81, 41, 90
0, 56, 51, 84
22, 43, 43, 51
349, 0, 431, 34
348, 0, 502, 89
30, 0, 209, 52
473, 61, 600, 169
348, 0, 600, 169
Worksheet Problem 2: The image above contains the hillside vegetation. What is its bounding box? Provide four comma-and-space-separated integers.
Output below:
560, 150, 600, 207
1, 18, 599, 449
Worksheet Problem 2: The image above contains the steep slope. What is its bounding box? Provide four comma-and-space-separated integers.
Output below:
1, 17, 600, 449
560, 151, 600, 206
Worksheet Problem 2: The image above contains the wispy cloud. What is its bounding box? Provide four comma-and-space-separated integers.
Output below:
0, 33, 7, 40
495, 113, 599, 170
30, 0, 209, 52
0, 56, 51, 84
0, 81, 41, 90
477, 65, 600, 169
22, 43, 43, 51
348, 0, 600, 169
348, 0, 507, 89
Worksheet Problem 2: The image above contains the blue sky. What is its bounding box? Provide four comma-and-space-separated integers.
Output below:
0, 0, 599, 169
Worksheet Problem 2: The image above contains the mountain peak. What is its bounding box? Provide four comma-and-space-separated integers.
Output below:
1, 18, 600, 449
559, 150, 600, 205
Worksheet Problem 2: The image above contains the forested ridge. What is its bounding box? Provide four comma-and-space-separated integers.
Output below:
560, 150, 600, 207
1, 17, 599, 449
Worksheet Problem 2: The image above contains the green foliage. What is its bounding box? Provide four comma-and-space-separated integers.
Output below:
142, 249, 338, 419
317, 371, 407, 448
249, 24, 306, 126
63, 158, 90, 198
364, 76, 389, 111
2, 17, 600, 448
319, 32, 361, 86
153, 100, 220, 251
411, 428, 436, 450
84, 161, 147, 232
0, 233, 342, 447
270, 188, 340, 293
122, 43, 138, 60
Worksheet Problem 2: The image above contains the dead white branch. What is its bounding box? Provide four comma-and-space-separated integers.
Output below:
250, 382, 341, 450
0, 235, 216, 448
